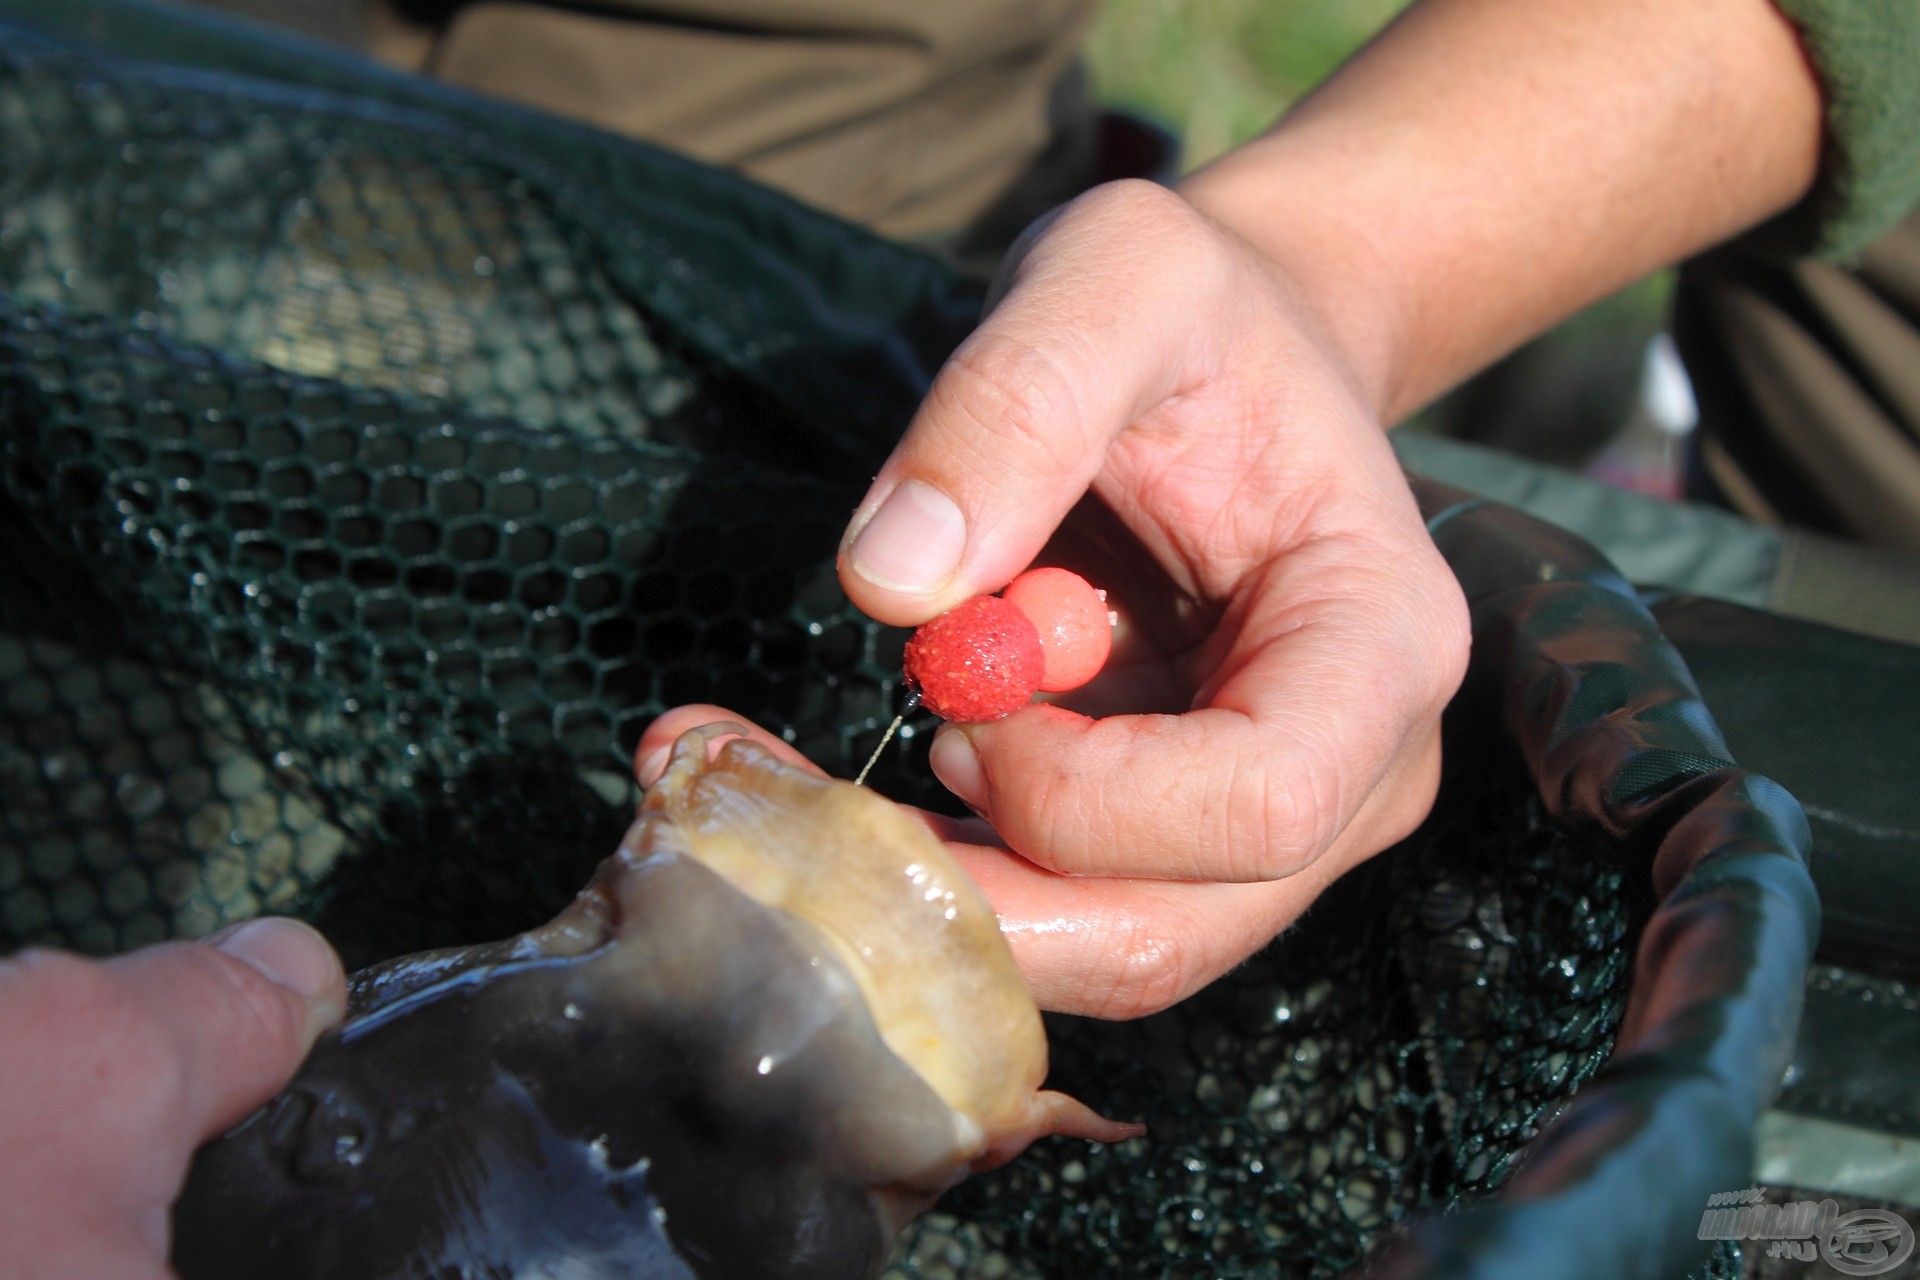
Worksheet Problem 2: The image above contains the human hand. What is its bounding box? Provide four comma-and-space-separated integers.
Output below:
0, 920, 346, 1280
651, 0, 1819, 1024
825, 180, 1469, 1017
818, 0, 1822, 1019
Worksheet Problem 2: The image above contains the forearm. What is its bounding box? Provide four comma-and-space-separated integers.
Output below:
1178, 0, 1823, 424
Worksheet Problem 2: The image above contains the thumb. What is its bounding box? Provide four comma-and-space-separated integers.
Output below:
105, 918, 346, 1144
838, 181, 1215, 625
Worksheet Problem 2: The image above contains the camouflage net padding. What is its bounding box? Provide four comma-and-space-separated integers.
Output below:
0, 25, 1739, 1279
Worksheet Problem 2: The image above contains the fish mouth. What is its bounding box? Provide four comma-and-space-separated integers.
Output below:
626, 724, 1048, 1133
173, 722, 1135, 1280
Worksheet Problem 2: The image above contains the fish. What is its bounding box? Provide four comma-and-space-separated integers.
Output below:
170, 723, 1135, 1279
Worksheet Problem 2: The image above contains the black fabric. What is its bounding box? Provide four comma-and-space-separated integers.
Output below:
1652, 595, 1920, 981
1776, 966, 1920, 1140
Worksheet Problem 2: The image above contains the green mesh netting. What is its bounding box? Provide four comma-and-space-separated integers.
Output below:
0, 23, 1742, 1279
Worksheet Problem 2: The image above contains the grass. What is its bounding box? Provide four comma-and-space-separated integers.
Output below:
1087, 0, 1409, 166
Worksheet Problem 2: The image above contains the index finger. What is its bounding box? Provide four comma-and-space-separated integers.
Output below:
836, 182, 1228, 626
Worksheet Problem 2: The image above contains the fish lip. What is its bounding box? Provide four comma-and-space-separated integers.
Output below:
174, 720, 1133, 1280
644, 720, 755, 800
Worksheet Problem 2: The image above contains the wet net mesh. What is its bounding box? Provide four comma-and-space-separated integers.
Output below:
0, 27, 1739, 1279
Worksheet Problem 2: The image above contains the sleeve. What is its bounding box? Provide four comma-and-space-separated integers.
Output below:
1739, 0, 1920, 261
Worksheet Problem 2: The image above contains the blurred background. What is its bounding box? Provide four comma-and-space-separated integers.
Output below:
1087, 0, 1688, 495
165, 0, 1695, 497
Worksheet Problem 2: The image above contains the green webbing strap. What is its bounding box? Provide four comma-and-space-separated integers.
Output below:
1394, 432, 1920, 647
1771, 530, 1920, 647
1391, 433, 1780, 605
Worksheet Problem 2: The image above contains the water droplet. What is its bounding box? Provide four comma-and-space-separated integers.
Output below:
42, 751, 86, 783
116, 774, 164, 818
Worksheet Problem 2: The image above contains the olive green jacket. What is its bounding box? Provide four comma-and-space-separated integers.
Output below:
1756, 0, 1920, 260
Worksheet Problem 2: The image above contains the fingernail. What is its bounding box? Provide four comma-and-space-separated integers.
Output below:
636, 746, 669, 788
929, 726, 987, 813
213, 918, 339, 1004
847, 479, 966, 595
